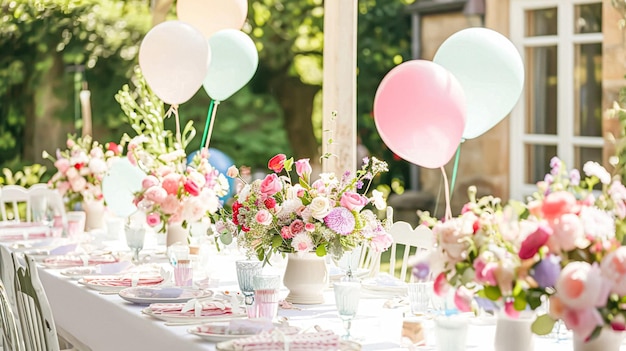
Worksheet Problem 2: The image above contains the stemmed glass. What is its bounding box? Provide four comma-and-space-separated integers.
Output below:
125, 223, 146, 263
333, 281, 361, 340
235, 260, 262, 317
331, 248, 360, 282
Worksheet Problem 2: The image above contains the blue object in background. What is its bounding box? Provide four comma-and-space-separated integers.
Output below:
187, 148, 236, 202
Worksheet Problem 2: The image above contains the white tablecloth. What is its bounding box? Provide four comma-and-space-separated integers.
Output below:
3, 233, 626, 351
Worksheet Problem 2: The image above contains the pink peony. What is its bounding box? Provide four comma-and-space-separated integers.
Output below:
161, 173, 182, 195
548, 213, 585, 252
268, 154, 286, 173
340, 192, 369, 212
280, 226, 294, 239
142, 175, 159, 190
562, 307, 605, 341
541, 191, 579, 220
260, 174, 282, 196
434, 213, 475, 264
289, 219, 305, 236
183, 178, 201, 197
160, 195, 181, 214
70, 177, 87, 192
255, 209, 273, 226
144, 186, 168, 204
369, 232, 393, 253
555, 262, 611, 309
601, 246, 626, 295
146, 213, 161, 227
295, 158, 312, 178
54, 158, 70, 173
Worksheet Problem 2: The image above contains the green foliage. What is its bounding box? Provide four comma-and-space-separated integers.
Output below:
0, 164, 48, 187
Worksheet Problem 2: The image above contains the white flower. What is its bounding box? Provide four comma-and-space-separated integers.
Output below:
158, 149, 186, 163
286, 184, 304, 200
187, 169, 206, 188
277, 199, 303, 221
290, 233, 314, 252
583, 161, 611, 185
579, 206, 615, 241
88, 158, 107, 174
370, 189, 386, 210
238, 184, 251, 202
309, 197, 331, 220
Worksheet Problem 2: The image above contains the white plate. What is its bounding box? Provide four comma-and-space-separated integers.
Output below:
60, 266, 97, 279
42, 254, 118, 268
78, 276, 164, 292
187, 323, 258, 342
119, 287, 213, 305
329, 268, 371, 282
142, 306, 247, 323
215, 339, 361, 351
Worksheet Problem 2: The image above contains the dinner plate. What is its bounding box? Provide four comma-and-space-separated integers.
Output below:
119, 287, 213, 305
187, 322, 260, 342
79, 275, 164, 292
215, 339, 361, 351
42, 254, 118, 268
142, 306, 247, 323
60, 266, 97, 279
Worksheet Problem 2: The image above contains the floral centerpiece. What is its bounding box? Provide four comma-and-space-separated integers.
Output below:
414, 156, 626, 345
216, 154, 393, 263
117, 74, 229, 232
43, 134, 122, 211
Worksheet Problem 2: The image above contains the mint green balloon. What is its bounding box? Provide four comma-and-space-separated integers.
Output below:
434, 28, 524, 139
203, 29, 259, 101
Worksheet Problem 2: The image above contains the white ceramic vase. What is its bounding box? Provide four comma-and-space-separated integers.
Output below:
166, 222, 188, 247
573, 328, 624, 351
283, 252, 328, 304
494, 311, 535, 351
82, 199, 105, 230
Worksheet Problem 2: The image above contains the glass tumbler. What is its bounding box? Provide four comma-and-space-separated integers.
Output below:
253, 275, 281, 320
235, 260, 262, 317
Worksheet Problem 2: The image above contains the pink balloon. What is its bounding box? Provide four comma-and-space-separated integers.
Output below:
139, 21, 210, 105
373, 60, 466, 169
177, 0, 248, 38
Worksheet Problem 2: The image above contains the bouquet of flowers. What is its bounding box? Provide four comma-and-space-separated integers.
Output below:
414, 156, 626, 342
43, 134, 122, 210
216, 154, 393, 263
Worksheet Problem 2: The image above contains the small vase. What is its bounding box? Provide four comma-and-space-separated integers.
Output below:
494, 311, 535, 351
166, 222, 188, 247
283, 252, 328, 304
82, 199, 105, 230
573, 328, 624, 351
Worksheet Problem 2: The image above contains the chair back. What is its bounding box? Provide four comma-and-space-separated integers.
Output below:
12, 252, 60, 351
386, 207, 435, 282
0, 276, 24, 351
1, 245, 18, 316
0, 185, 30, 222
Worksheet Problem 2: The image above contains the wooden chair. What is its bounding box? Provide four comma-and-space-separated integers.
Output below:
0, 185, 30, 223
386, 207, 435, 282
0, 276, 24, 351
11, 252, 75, 351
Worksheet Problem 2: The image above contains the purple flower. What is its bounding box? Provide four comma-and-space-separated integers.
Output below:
412, 262, 430, 281
356, 180, 364, 190
569, 169, 580, 186
324, 207, 356, 235
550, 156, 562, 174
532, 254, 561, 288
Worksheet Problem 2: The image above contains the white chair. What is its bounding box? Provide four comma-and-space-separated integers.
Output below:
11, 253, 77, 351
28, 184, 66, 230
0, 185, 30, 223
0, 276, 23, 351
386, 207, 435, 282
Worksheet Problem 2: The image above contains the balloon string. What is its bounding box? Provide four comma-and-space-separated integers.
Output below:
165, 104, 182, 147
449, 142, 463, 198
440, 166, 452, 221
200, 100, 215, 151
204, 101, 220, 150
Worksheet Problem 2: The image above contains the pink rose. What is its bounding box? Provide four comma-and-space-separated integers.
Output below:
473, 256, 498, 286
369, 232, 393, 253
311, 179, 326, 194
160, 194, 181, 214
264, 197, 277, 210
255, 209, 273, 226
548, 213, 585, 252
260, 174, 281, 196
434, 213, 475, 264
146, 213, 161, 227
305, 223, 316, 232
54, 159, 70, 173
542, 191, 579, 220
142, 175, 159, 190
183, 178, 201, 197
562, 307, 605, 341
454, 286, 473, 313
289, 219, 305, 236
295, 158, 312, 178
144, 186, 168, 204
601, 246, 626, 295
556, 262, 611, 309
161, 173, 182, 195
70, 177, 87, 192
157, 166, 174, 177
66, 139, 75, 148
340, 192, 369, 212
268, 154, 287, 173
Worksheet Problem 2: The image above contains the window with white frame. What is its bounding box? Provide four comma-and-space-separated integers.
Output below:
509, 0, 603, 200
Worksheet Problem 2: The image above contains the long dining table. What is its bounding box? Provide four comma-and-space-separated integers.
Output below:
1, 228, 623, 351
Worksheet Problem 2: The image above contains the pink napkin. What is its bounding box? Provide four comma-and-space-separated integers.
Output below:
84, 275, 164, 287
43, 254, 118, 267
149, 301, 233, 317
231, 329, 340, 351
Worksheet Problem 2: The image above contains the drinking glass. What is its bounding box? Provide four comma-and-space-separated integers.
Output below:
66, 211, 86, 240
125, 224, 146, 263
253, 275, 281, 320
407, 281, 433, 316
174, 259, 193, 286
31, 194, 53, 226
235, 260, 262, 317
333, 281, 361, 340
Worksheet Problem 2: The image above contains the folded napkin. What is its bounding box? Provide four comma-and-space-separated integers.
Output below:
149, 301, 233, 317
44, 254, 118, 267
49, 243, 78, 255
231, 329, 340, 351
95, 261, 133, 275
84, 274, 164, 287
194, 319, 276, 336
